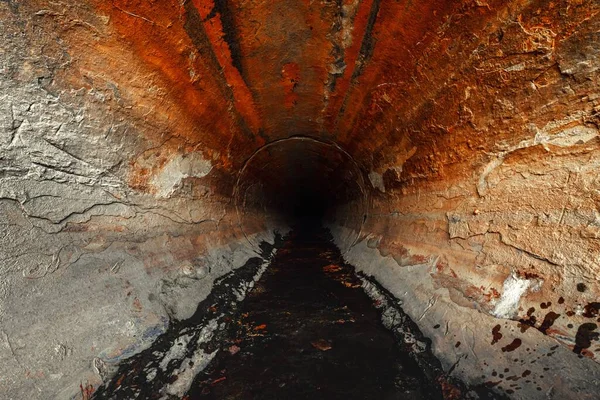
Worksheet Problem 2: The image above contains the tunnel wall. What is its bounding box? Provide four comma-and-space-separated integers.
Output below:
330, 141, 600, 398
0, 4, 287, 398
327, 1, 600, 398
2, 0, 600, 399
0, 86, 282, 398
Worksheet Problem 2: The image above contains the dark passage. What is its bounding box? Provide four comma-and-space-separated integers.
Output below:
187, 226, 443, 399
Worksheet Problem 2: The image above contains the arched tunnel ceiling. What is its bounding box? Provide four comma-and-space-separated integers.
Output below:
9, 0, 599, 192
2, 0, 600, 399
234, 136, 367, 247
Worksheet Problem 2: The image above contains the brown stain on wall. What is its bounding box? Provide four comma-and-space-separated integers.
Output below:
491, 324, 502, 345
501, 338, 522, 352
39, 0, 599, 197
281, 62, 300, 109
51, 0, 267, 192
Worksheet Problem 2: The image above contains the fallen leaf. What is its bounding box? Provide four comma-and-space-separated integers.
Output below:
334, 318, 355, 324
311, 339, 332, 351
228, 345, 240, 355
212, 377, 226, 385
323, 264, 342, 273
254, 324, 267, 331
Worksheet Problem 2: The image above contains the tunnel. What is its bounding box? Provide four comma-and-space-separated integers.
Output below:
1, 0, 600, 399
234, 136, 368, 247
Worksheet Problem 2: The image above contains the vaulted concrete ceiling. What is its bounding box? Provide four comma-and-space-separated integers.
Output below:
17, 0, 599, 191
1, 1, 600, 399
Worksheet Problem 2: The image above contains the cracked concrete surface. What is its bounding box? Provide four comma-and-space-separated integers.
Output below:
2, 0, 600, 399
0, 5, 281, 398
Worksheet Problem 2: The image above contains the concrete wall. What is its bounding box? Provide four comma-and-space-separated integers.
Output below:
3, 1, 600, 399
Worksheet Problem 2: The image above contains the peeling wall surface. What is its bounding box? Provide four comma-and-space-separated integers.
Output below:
1, 0, 600, 399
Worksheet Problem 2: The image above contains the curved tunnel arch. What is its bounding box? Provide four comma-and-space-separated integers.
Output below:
1, 1, 600, 399
233, 136, 368, 253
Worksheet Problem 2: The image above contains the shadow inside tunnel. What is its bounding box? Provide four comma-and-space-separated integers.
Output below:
92, 227, 506, 400
186, 227, 444, 399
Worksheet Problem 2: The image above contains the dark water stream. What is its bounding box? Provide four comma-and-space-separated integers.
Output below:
186, 226, 442, 400
94, 226, 503, 400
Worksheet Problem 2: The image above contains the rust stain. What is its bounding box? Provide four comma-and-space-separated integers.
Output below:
491, 324, 502, 345
501, 338, 522, 352
281, 62, 300, 109
69, 0, 264, 192
539, 312, 560, 334
482, 287, 500, 302
80, 382, 95, 400
190, 0, 262, 133
322, 0, 376, 130
132, 297, 143, 312
29, 0, 600, 199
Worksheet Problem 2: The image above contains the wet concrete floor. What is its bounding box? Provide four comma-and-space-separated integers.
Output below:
186, 226, 443, 399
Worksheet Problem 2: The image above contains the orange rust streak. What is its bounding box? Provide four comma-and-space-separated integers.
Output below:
95, 0, 234, 142
330, 0, 515, 188
223, 0, 335, 139
322, 0, 375, 133
85, 0, 262, 190
334, 0, 457, 143
191, 0, 263, 134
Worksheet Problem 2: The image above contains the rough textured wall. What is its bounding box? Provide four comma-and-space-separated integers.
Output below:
330, 0, 600, 398
1, 0, 600, 399
0, 2, 281, 398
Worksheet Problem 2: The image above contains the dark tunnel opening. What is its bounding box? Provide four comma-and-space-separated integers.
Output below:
91, 135, 512, 400
4, 1, 600, 398
234, 136, 368, 239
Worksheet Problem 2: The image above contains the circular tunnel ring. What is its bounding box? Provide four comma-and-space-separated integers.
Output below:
233, 136, 368, 252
